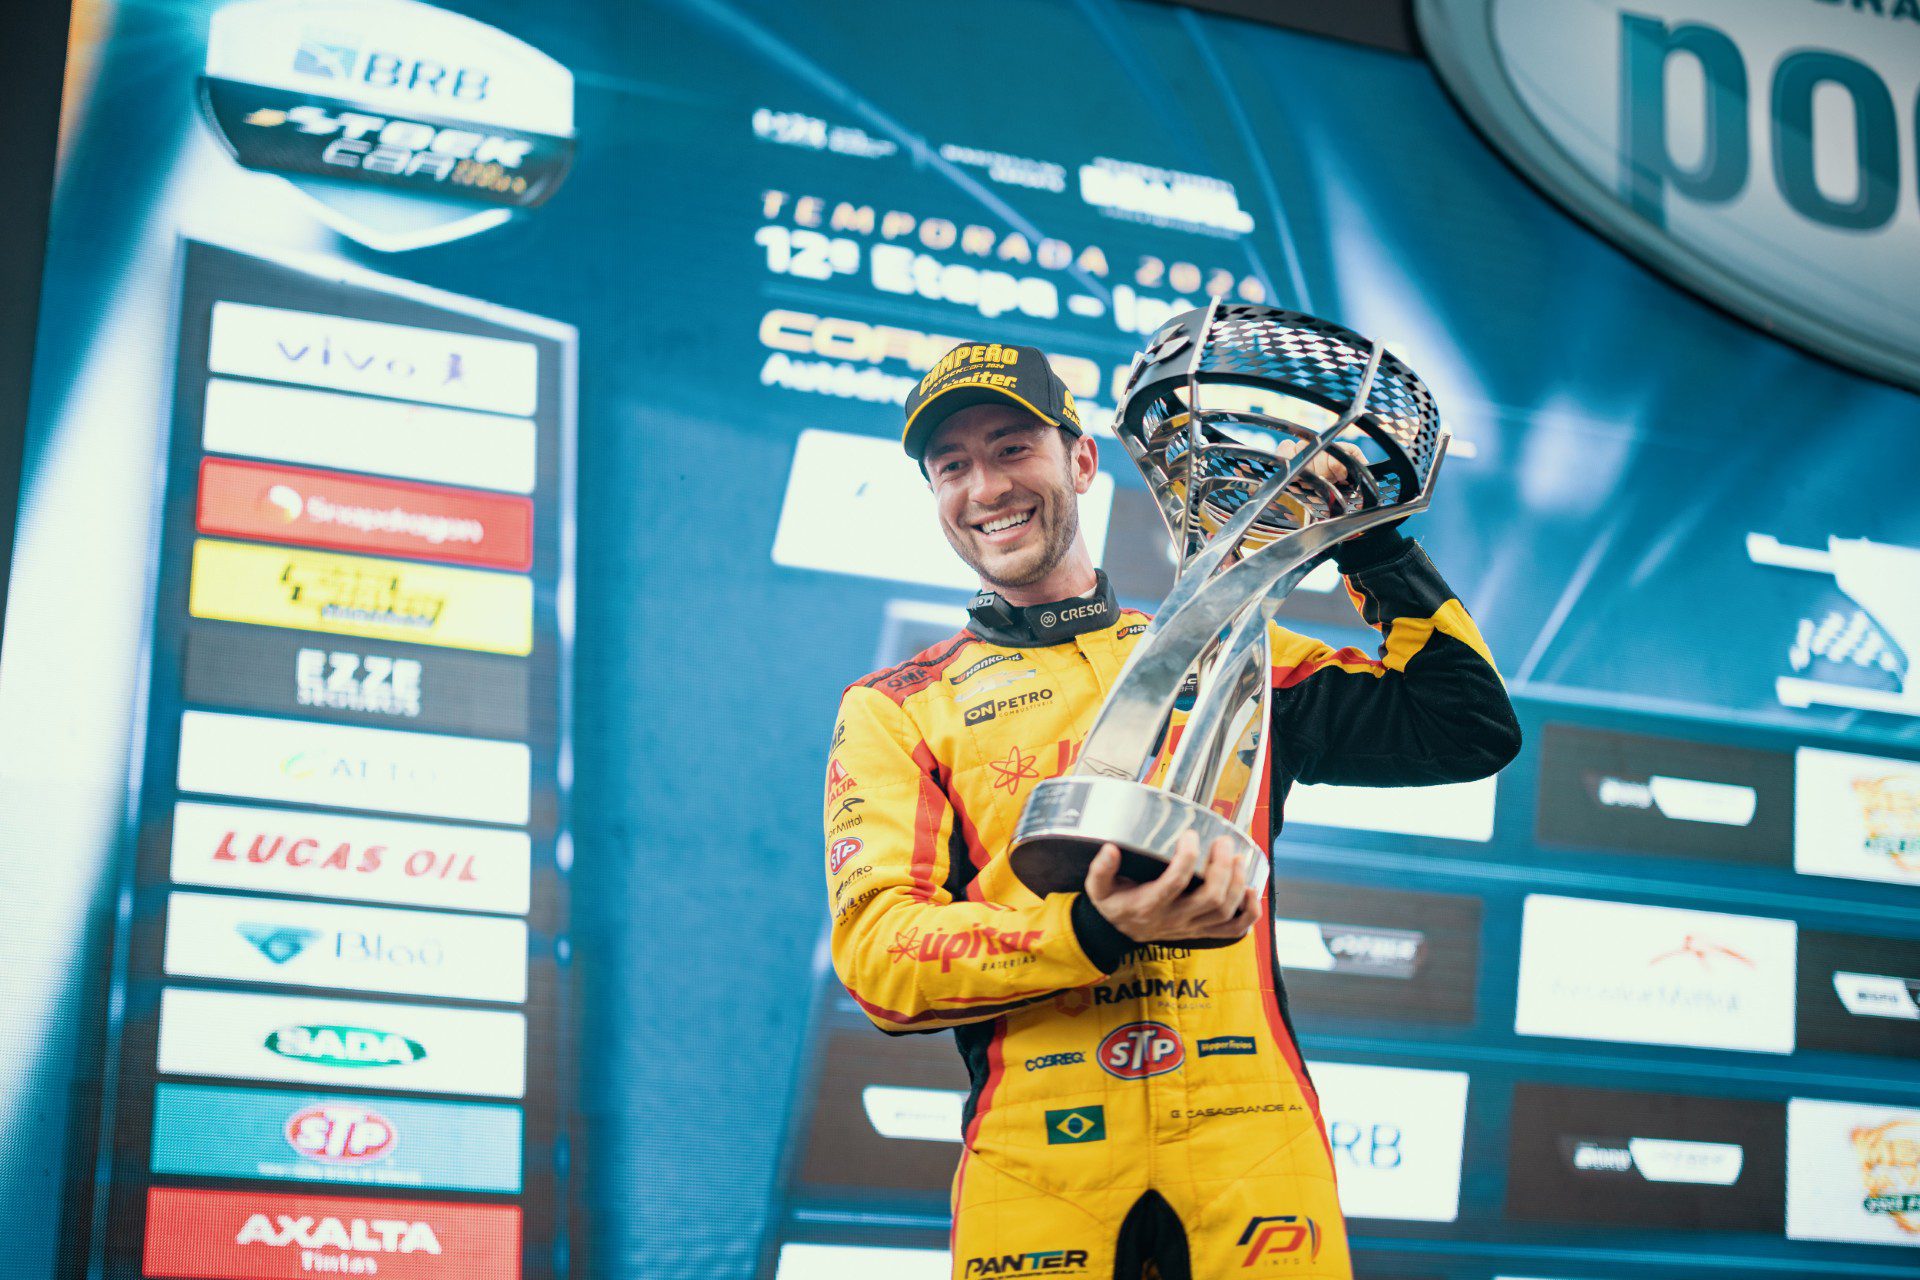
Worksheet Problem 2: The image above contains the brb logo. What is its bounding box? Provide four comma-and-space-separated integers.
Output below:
1237, 1214, 1322, 1265
1417, 0, 1920, 391
1097, 1021, 1184, 1079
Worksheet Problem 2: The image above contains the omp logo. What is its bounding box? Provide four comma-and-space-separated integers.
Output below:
265, 1024, 426, 1068
1237, 1214, 1321, 1264
962, 1249, 1090, 1275
235, 1211, 442, 1255
1097, 1022, 1184, 1080
265, 484, 303, 520
237, 924, 323, 965
286, 1105, 397, 1164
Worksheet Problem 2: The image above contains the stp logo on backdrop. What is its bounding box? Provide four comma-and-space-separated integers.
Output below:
287, 1104, 397, 1164
1098, 1022, 1184, 1079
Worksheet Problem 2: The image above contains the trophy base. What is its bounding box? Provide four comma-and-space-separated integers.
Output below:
1009, 776, 1269, 951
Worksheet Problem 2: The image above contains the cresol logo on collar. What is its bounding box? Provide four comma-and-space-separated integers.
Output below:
1417, 0, 1920, 393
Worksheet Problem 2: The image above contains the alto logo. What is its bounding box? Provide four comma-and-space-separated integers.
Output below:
287, 1104, 397, 1164
1417, 0, 1920, 391
1098, 1021, 1184, 1080
238, 924, 323, 965
1237, 1214, 1321, 1265
827, 837, 862, 874
1045, 1105, 1106, 1145
266, 1024, 426, 1068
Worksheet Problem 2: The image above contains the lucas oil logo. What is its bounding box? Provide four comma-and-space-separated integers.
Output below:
286, 1104, 397, 1164
1098, 1021, 1184, 1079
266, 1024, 426, 1068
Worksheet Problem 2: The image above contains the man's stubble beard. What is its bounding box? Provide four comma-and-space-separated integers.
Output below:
957, 484, 1081, 593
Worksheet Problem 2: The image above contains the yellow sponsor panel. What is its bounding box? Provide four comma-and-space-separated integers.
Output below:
189, 539, 532, 656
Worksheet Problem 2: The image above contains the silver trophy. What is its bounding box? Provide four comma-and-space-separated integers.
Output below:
1009, 301, 1447, 939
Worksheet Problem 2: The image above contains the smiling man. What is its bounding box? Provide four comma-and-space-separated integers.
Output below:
822, 340, 1520, 1280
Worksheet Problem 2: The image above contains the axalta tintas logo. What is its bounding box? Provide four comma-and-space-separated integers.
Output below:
267, 1023, 427, 1067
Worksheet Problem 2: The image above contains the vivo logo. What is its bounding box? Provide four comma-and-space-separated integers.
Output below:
1418, 0, 1920, 392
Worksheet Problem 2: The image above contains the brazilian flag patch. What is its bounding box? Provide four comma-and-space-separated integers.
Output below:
1045, 1105, 1107, 1145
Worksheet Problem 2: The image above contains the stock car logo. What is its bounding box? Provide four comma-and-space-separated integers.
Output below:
1098, 1022, 1184, 1079
286, 1104, 397, 1164
198, 0, 577, 251
827, 837, 862, 874
266, 1024, 426, 1068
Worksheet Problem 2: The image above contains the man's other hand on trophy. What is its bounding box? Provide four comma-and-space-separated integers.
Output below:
1275, 435, 1369, 490
1082, 830, 1262, 943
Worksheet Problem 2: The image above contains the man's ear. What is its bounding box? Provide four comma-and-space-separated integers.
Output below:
1069, 432, 1099, 495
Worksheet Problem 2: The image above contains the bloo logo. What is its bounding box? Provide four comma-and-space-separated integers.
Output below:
1098, 1022, 1184, 1079
238, 924, 322, 965
1417, 0, 1920, 392
266, 1024, 426, 1068
287, 1104, 397, 1164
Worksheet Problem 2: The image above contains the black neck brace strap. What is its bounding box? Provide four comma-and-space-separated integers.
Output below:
966, 571, 1122, 647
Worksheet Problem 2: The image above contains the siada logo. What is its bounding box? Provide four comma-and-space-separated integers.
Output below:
827, 837, 862, 874
1098, 1022, 1184, 1080
1417, 0, 1920, 392
235, 1211, 442, 1255
236, 923, 323, 965
286, 1104, 397, 1164
265, 1024, 426, 1068
265, 484, 304, 521
1238, 1214, 1321, 1265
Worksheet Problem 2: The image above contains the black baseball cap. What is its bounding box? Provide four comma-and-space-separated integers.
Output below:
901, 341, 1083, 461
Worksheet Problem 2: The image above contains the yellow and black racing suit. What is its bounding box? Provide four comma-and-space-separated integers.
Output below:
823, 529, 1520, 1279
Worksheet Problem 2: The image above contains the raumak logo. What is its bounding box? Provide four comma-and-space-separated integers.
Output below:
1237, 1214, 1321, 1265
1416, 0, 1920, 392
287, 1103, 397, 1164
827, 836, 863, 874
1098, 1021, 1184, 1079
1056, 976, 1210, 1015
949, 651, 1024, 685
963, 1248, 1090, 1276
267, 1023, 427, 1068
964, 687, 1053, 726
887, 924, 1042, 972
1198, 1035, 1256, 1057
199, 0, 577, 251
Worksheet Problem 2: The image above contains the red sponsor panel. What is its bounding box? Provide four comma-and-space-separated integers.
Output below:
144, 1187, 520, 1280
196, 457, 534, 570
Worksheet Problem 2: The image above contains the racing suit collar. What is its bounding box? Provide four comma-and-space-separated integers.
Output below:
966, 571, 1121, 647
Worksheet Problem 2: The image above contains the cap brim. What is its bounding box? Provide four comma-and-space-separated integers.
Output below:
902, 383, 1060, 460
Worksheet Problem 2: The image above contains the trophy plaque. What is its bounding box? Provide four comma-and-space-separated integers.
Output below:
1008, 300, 1448, 935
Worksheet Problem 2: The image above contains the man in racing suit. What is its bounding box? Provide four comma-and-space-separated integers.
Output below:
823, 341, 1520, 1279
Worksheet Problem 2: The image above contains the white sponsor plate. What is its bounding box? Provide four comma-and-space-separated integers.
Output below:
1515, 895, 1796, 1054
169, 801, 531, 915
157, 987, 525, 1097
1283, 774, 1496, 843
1307, 1060, 1468, 1222
1795, 746, 1920, 888
861, 1085, 964, 1143
1788, 1097, 1920, 1247
177, 712, 529, 825
203, 378, 536, 494
164, 891, 526, 1002
776, 1244, 951, 1280
771, 429, 1113, 591
208, 302, 539, 415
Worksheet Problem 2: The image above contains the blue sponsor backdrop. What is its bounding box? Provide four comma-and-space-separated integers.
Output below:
2, 1, 1918, 1279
